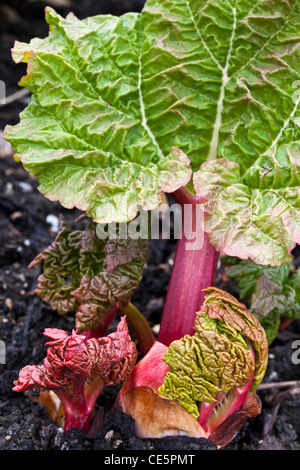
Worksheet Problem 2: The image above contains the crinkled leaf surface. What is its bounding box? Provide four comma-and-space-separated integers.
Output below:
223, 256, 300, 343
221, 255, 292, 299
194, 156, 300, 266
3, 0, 300, 264
30, 215, 148, 332
13, 316, 138, 392
158, 287, 268, 418
3, 7, 192, 223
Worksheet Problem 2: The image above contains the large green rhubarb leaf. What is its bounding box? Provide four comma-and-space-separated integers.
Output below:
4, 1, 300, 264
4, 7, 192, 224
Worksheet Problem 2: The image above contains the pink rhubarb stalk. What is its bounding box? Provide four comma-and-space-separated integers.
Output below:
158, 187, 219, 345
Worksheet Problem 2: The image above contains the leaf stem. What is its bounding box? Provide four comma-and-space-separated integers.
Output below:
58, 379, 93, 433
82, 304, 120, 340
119, 301, 155, 356
85, 376, 105, 411
158, 186, 219, 345
58, 375, 105, 433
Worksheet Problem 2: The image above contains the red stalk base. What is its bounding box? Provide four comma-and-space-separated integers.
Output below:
198, 379, 254, 434
58, 376, 105, 433
198, 345, 256, 434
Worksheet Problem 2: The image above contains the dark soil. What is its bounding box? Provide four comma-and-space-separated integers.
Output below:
1, 0, 300, 453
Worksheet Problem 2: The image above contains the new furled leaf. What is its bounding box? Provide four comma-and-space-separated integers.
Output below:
13, 316, 138, 432
118, 288, 267, 445
158, 287, 268, 417
13, 316, 137, 392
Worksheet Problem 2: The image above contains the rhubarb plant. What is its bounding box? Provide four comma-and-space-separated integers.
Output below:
4, 0, 300, 341
5, 0, 300, 444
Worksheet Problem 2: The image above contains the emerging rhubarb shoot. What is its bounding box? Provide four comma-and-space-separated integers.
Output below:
118, 288, 268, 447
13, 317, 137, 433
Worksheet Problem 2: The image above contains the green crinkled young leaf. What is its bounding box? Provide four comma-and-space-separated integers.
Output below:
4, 0, 300, 264
30, 215, 148, 332
29, 216, 92, 315
223, 256, 300, 343
158, 319, 254, 418
158, 287, 268, 418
